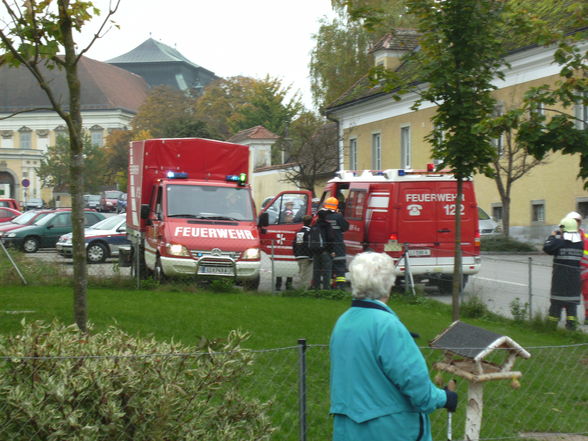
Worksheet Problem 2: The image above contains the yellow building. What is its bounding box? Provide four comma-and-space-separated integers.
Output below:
0, 56, 149, 206
325, 30, 588, 242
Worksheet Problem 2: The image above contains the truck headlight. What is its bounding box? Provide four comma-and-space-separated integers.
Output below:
166, 243, 190, 257
241, 247, 260, 260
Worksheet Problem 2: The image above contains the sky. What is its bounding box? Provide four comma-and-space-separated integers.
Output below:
81, 0, 337, 110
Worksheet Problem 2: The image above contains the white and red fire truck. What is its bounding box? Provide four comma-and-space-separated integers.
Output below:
259, 167, 481, 292
123, 138, 261, 289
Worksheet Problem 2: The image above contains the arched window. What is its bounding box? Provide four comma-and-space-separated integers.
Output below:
18, 126, 32, 149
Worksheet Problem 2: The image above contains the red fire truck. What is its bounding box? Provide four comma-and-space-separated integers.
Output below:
124, 138, 261, 289
259, 167, 481, 292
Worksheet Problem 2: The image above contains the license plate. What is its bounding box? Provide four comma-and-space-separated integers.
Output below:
408, 249, 431, 257
198, 266, 233, 275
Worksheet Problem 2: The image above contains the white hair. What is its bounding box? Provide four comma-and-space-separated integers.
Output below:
348, 252, 396, 300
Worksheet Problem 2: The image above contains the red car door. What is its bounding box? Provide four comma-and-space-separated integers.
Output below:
258, 191, 313, 277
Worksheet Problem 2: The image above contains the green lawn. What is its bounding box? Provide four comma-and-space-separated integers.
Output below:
1, 284, 587, 441
1, 284, 585, 348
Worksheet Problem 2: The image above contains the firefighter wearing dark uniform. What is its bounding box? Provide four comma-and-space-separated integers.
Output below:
324, 197, 349, 289
543, 217, 584, 330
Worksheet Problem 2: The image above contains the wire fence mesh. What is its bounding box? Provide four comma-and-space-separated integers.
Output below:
1, 342, 586, 441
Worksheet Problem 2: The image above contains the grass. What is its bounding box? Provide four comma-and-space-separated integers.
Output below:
2, 285, 585, 349
1, 253, 587, 441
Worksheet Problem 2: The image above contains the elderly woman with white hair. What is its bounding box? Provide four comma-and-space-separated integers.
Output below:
329, 252, 457, 441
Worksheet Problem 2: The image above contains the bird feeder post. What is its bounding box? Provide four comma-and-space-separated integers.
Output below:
430, 321, 531, 441
465, 381, 484, 441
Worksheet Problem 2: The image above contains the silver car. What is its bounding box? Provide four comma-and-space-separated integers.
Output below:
478, 207, 500, 235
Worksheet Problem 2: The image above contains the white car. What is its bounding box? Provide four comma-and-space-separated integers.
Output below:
478, 207, 500, 235
56, 214, 129, 263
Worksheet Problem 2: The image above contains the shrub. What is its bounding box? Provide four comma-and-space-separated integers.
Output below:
480, 236, 537, 252
461, 295, 492, 319
0, 320, 274, 441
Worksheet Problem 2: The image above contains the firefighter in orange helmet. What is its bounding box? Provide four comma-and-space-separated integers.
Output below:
323, 196, 349, 289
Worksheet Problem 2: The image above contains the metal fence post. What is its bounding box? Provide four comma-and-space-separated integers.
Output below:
271, 239, 276, 292
298, 338, 307, 441
528, 257, 533, 319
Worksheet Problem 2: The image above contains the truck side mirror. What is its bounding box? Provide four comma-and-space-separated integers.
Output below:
140, 204, 150, 219
258, 211, 269, 228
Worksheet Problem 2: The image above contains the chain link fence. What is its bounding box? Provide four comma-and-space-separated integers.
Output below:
1, 341, 586, 441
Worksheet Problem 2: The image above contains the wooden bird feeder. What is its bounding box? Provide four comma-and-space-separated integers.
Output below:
430, 321, 531, 441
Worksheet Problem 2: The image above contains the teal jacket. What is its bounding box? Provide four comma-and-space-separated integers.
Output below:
329, 299, 447, 425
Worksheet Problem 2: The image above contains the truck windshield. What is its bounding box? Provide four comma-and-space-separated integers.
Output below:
166, 185, 254, 221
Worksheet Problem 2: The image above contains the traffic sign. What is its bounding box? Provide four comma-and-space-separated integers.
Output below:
21, 178, 30, 188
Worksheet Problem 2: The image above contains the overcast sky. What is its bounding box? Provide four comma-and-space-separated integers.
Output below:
82, 0, 336, 110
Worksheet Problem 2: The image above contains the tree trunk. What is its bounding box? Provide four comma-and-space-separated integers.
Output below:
452, 178, 463, 321
60, 1, 88, 333
501, 194, 511, 237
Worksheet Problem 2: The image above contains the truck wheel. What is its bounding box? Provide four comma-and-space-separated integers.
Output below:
242, 276, 260, 291
23, 237, 40, 253
87, 242, 107, 264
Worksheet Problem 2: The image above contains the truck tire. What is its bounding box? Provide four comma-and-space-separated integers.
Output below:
87, 242, 108, 264
23, 237, 40, 253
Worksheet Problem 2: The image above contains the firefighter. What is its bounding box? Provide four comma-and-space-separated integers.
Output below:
565, 211, 588, 323
543, 217, 584, 330
323, 196, 349, 289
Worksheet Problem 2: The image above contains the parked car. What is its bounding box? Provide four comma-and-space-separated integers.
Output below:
84, 194, 101, 210
0, 207, 21, 223
116, 193, 127, 213
1, 210, 104, 253
57, 214, 129, 263
100, 190, 123, 212
23, 198, 44, 210
0, 209, 55, 234
0, 198, 19, 210
478, 207, 500, 235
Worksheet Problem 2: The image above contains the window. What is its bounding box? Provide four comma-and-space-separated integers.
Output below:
371, 133, 381, 170
19, 127, 32, 149
401, 126, 411, 168
531, 200, 545, 223
52, 213, 71, 227
491, 204, 503, 221
90, 126, 104, 147
575, 92, 588, 130
349, 138, 357, 170
1, 130, 13, 148
344, 189, 367, 220
577, 198, 588, 220
491, 103, 504, 156
530, 101, 545, 117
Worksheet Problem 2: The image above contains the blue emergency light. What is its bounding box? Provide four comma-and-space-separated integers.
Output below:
226, 173, 247, 185
398, 169, 406, 176
166, 171, 188, 179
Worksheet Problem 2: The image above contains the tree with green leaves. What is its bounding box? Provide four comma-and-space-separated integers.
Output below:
0, 0, 120, 332
310, 0, 413, 110
515, 24, 588, 188
408, 0, 509, 320
194, 76, 303, 142
131, 85, 216, 140
480, 105, 547, 237
281, 112, 339, 195
37, 134, 107, 194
